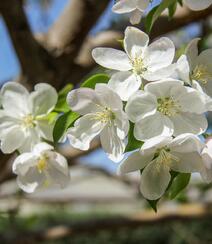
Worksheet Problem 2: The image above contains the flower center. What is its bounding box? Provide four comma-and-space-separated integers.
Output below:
37, 156, 48, 173
131, 56, 147, 75
95, 107, 115, 124
157, 97, 180, 117
191, 65, 212, 85
155, 147, 179, 167
22, 114, 35, 128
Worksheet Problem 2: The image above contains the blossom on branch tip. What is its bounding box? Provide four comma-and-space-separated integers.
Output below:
119, 134, 204, 200
92, 27, 175, 101
66, 84, 129, 162
0, 82, 58, 154
12, 143, 70, 193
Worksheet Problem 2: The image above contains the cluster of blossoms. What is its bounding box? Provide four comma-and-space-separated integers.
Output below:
0, 0, 212, 204
113, 0, 212, 24
0, 83, 70, 193
66, 26, 212, 200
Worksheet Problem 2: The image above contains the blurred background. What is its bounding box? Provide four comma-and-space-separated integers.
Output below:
0, 0, 212, 243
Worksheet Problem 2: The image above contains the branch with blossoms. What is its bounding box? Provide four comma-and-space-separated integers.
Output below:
0, 0, 212, 211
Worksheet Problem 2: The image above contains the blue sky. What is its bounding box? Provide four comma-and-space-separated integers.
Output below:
0, 0, 115, 83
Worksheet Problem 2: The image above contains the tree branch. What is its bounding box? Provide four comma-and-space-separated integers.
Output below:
46, 0, 110, 57
0, 0, 56, 88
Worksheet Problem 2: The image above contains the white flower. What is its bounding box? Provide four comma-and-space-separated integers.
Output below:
66, 84, 129, 162
126, 79, 207, 141
119, 134, 204, 200
12, 143, 70, 193
176, 39, 212, 110
0, 82, 58, 154
92, 27, 175, 101
112, 0, 150, 24
200, 138, 212, 183
184, 0, 212, 11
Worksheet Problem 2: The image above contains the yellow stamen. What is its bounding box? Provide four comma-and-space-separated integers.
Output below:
192, 65, 212, 85
37, 157, 48, 173
157, 97, 181, 117
155, 147, 179, 168
22, 114, 35, 128
131, 56, 147, 75
94, 107, 115, 124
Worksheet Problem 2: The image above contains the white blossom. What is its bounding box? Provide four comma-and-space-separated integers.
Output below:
112, 0, 150, 24
92, 27, 175, 101
0, 82, 58, 154
176, 39, 212, 110
66, 84, 129, 162
12, 143, 70, 193
119, 134, 204, 200
126, 79, 207, 141
184, 0, 212, 11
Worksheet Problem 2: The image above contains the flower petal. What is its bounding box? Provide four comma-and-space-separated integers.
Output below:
1, 82, 29, 117
144, 37, 175, 71
67, 88, 102, 115
184, 0, 212, 11
143, 64, 177, 81
112, 0, 136, 13
185, 38, 200, 70
129, 9, 143, 24
16, 168, 45, 193
95, 83, 123, 110
108, 71, 141, 101
169, 133, 204, 153
1, 126, 25, 154
124, 26, 149, 60
67, 114, 103, 150
140, 160, 171, 200
134, 112, 174, 141
32, 142, 54, 155
29, 83, 58, 116
171, 113, 208, 136
141, 136, 172, 155
118, 151, 153, 174
125, 90, 157, 123
176, 55, 191, 83
92, 48, 131, 71
172, 86, 206, 114
170, 151, 203, 173
100, 124, 125, 162
136, 0, 150, 10
145, 79, 183, 98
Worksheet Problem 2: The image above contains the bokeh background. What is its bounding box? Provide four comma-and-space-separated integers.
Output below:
0, 0, 212, 243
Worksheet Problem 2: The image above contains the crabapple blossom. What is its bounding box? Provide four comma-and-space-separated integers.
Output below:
112, 0, 150, 24
119, 134, 204, 200
66, 84, 129, 162
92, 27, 175, 101
0, 82, 57, 154
12, 143, 70, 193
184, 0, 212, 11
176, 39, 212, 110
125, 79, 207, 141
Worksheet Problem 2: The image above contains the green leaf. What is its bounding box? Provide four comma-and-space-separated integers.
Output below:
168, 1, 177, 20
81, 74, 110, 89
145, 0, 177, 32
125, 122, 143, 152
53, 111, 80, 143
169, 173, 191, 199
54, 84, 73, 113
